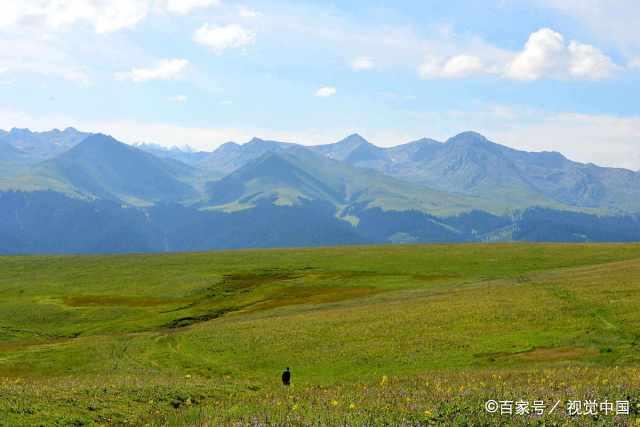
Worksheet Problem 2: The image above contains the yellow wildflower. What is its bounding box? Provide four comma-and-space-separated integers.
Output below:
349, 403, 356, 410
331, 400, 339, 407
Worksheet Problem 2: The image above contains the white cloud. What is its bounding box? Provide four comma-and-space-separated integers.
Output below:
0, 0, 221, 34
533, 0, 640, 54
163, 0, 219, 15
0, 36, 93, 86
506, 28, 616, 81
193, 24, 255, 53
627, 57, 640, 69
420, 54, 486, 79
115, 59, 189, 82
419, 28, 618, 81
567, 41, 617, 79
0, 0, 150, 33
168, 95, 187, 103
441, 55, 485, 78
506, 28, 566, 80
237, 5, 259, 18
315, 86, 336, 97
350, 57, 375, 71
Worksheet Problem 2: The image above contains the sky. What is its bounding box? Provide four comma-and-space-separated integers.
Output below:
0, 0, 639, 169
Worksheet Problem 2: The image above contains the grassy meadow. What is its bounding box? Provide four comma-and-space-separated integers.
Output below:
1, 243, 640, 425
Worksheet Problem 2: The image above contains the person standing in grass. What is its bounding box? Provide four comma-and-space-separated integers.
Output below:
282, 367, 291, 386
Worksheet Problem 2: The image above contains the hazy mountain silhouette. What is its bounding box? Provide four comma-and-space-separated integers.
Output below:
32, 134, 196, 204
197, 137, 293, 175
203, 146, 476, 216
311, 131, 640, 213
0, 127, 89, 164
1, 128, 640, 252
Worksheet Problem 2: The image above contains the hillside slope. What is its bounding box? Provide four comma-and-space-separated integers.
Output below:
32, 134, 196, 204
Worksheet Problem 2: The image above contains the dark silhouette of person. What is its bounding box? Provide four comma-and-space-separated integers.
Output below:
282, 367, 291, 386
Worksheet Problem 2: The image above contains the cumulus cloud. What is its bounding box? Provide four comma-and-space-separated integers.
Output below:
350, 57, 375, 71
567, 41, 617, 79
193, 24, 256, 53
420, 54, 486, 79
441, 55, 485, 78
315, 86, 336, 97
533, 0, 640, 53
0, 0, 150, 33
506, 28, 616, 80
419, 28, 617, 81
0, 0, 220, 33
163, 0, 220, 15
115, 59, 189, 82
505, 28, 566, 80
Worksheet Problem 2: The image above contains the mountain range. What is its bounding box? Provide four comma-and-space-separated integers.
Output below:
1, 127, 639, 253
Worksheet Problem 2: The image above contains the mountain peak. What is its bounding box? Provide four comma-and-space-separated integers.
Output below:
245, 137, 290, 148
215, 141, 240, 152
447, 131, 489, 145
9, 127, 33, 135
337, 133, 370, 146
50, 133, 195, 203
77, 133, 120, 147
412, 137, 440, 144
62, 133, 134, 162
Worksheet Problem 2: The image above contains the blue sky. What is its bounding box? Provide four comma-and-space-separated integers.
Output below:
1, 0, 639, 169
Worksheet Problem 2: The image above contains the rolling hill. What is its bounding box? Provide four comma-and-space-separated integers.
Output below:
204, 146, 478, 216
1, 127, 640, 252
26, 134, 197, 205
197, 137, 294, 175
142, 130, 640, 214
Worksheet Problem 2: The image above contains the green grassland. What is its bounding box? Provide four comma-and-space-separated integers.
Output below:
1, 244, 640, 425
